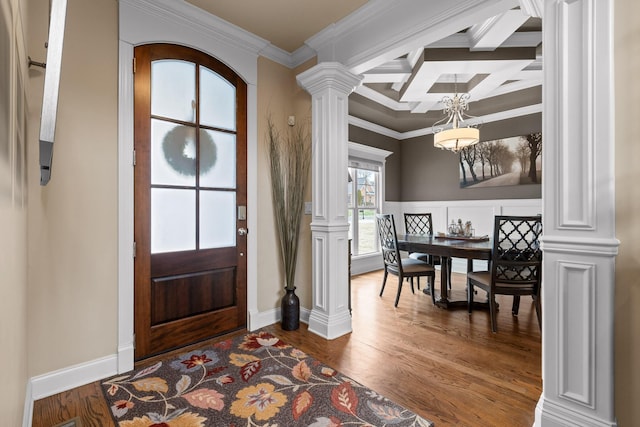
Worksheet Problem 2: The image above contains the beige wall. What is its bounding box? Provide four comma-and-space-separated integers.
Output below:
26, 0, 118, 375
614, 0, 640, 424
256, 57, 314, 311
0, 0, 28, 424
0, 208, 27, 426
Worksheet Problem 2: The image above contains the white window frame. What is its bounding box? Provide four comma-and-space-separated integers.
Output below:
348, 142, 392, 266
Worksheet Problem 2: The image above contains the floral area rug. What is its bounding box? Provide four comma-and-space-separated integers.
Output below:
102, 331, 434, 426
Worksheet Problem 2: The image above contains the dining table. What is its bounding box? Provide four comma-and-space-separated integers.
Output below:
397, 234, 493, 309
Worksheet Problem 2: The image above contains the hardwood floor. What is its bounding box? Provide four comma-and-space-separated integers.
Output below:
32, 269, 541, 427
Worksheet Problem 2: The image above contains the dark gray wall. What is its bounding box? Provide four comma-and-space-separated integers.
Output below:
401, 113, 542, 201
350, 113, 542, 202
349, 126, 402, 201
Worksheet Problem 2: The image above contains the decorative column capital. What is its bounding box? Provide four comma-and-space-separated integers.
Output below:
296, 62, 363, 96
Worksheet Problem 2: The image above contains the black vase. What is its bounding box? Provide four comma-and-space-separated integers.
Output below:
281, 287, 300, 331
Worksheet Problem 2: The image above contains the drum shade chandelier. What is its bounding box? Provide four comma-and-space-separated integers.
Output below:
432, 84, 480, 153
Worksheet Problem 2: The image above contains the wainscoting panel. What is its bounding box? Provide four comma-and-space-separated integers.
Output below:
395, 199, 541, 237
369, 199, 542, 274
312, 233, 328, 310
555, 0, 597, 232
558, 261, 595, 408
446, 205, 497, 238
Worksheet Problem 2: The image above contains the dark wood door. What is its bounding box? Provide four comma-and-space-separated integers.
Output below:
133, 44, 247, 359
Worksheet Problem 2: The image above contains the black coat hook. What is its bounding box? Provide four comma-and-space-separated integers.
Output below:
28, 56, 46, 69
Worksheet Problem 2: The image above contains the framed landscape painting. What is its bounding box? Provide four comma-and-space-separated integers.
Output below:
459, 133, 542, 188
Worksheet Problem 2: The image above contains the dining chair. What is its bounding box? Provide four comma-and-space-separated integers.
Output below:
403, 213, 451, 290
375, 214, 436, 307
467, 215, 542, 332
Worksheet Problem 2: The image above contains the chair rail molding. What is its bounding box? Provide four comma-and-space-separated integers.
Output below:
536, 1, 618, 426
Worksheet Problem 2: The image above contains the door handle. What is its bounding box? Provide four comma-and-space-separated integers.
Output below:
238, 227, 248, 236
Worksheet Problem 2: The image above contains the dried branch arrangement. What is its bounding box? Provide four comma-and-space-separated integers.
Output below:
267, 117, 311, 290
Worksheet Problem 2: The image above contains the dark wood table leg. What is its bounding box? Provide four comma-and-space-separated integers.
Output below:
432, 257, 496, 310
433, 256, 451, 308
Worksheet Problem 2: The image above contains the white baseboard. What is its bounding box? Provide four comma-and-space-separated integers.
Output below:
118, 342, 135, 373
535, 396, 618, 427
30, 354, 119, 401
249, 306, 311, 331
351, 253, 383, 275
24, 353, 119, 427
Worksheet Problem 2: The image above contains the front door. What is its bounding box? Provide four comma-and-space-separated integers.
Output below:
133, 44, 247, 359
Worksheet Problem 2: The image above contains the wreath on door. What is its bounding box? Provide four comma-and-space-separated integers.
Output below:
162, 125, 217, 176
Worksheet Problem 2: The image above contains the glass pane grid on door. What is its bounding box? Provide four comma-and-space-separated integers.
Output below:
149, 59, 238, 255
151, 60, 195, 122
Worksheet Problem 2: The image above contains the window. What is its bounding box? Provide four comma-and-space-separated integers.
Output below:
347, 142, 392, 257
348, 165, 379, 255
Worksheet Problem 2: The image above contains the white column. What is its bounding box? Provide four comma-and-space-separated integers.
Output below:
536, 1, 618, 426
297, 63, 363, 339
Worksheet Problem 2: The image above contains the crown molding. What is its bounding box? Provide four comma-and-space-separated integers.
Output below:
120, 0, 315, 69
477, 78, 542, 99
259, 44, 297, 68
348, 103, 542, 140
348, 141, 393, 162
121, 0, 270, 54
348, 116, 404, 139
306, 0, 395, 53
291, 45, 318, 68
259, 41, 318, 68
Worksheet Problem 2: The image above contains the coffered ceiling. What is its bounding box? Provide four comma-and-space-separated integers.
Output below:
186, 1, 542, 135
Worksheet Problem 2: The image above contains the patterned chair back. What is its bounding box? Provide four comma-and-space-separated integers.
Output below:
404, 213, 433, 235
375, 214, 400, 270
491, 215, 543, 287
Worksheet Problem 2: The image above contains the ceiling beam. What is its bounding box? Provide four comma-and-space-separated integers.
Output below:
429, 31, 541, 49
399, 49, 536, 103
467, 9, 530, 51
391, 48, 424, 91
518, 0, 543, 18
353, 85, 414, 111
361, 58, 412, 83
